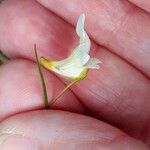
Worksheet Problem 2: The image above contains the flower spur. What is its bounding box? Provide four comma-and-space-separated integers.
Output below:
40, 14, 101, 105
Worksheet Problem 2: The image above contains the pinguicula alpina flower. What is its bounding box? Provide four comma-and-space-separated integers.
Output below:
40, 14, 101, 104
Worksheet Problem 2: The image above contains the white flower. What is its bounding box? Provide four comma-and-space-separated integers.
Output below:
40, 14, 101, 81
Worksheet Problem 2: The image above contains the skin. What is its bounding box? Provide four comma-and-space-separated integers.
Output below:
0, 0, 150, 149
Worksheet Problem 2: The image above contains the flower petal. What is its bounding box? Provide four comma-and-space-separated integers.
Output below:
40, 57, 86, 79
40, 14, 100, 80
55, 13, 91, 69
76, 14, 86, 40
85, 58, 101, 69
55, 67, 84, 79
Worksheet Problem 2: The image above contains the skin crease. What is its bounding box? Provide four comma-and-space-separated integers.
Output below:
0, 0, 149, 149
128, 0, 150, 13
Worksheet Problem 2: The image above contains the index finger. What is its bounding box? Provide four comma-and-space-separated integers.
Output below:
37, 0, 150, 77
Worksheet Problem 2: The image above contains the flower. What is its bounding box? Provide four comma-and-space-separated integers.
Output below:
40, 14, 101, 81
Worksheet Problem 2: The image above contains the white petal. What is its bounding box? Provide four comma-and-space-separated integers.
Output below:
53, 66, 84, 78
55, 14, 91, 70
75, 13, 90, 54
76, 14, 86, 39
85, 58, 101, 69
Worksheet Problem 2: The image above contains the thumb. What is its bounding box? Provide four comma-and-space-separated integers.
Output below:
0, 110, 148, 150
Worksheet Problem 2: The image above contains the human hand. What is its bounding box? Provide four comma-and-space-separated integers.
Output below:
0, 0, 149, 149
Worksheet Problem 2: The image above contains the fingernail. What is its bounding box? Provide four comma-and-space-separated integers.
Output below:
0, 134, 37, 150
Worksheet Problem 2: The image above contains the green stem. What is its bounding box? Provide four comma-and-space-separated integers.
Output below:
34, 44, 49, 109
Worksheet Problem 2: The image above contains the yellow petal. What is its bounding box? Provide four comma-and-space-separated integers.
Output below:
40, 57, 56, 70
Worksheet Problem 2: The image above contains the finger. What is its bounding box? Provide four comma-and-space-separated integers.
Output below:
73, 46, 150, 144
37, 0, 150, 77
128, 0, 150, 13
0, 0, 77, 60
0, 0, 150, 141
0, 110, 148, 149
0, 59, 85, 121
